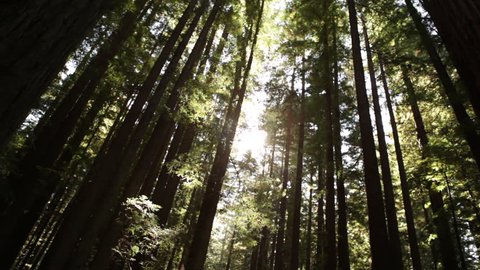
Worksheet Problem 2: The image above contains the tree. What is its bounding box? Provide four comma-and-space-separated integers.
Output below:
0, 0, 124, 148
185, 0, 264, 267
346, 0, 390, 268
379, 58, 422, 270
362, 17, 403, 269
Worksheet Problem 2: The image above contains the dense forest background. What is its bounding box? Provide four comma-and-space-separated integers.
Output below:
1, 0, 480, 269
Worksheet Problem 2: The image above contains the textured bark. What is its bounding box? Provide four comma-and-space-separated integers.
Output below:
0, 1, 150, 262
444, 174, 468, 270
93, 134, 196, 269
0, 0, 122, 148
405, 0, 480, 172
305, 171, 314, 270
257, 227, 269, 270
38, 2, 201, 268
422, 0, 480, 120
322, 2, 336, 268
379, 58, 422, 270
316, 158, 325, 270
333, 20, 350, 270
274, 93, 294, 270
363, 19, 403, 269
185, 1, 263, 267
62, 2, 218, 267
290, 67, 305, 270
402, 66, 460, 270
155, 124, 196, 226
346, 1, 390, 268
284, 72, 296, 268
225, 231, 236, 270
140, 124, 186, 197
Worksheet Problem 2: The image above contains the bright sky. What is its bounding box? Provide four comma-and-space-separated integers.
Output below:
231, 91, 268, 161
229, 0, 286, 162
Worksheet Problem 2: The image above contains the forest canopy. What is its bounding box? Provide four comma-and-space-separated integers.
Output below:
1, 0, 480, 269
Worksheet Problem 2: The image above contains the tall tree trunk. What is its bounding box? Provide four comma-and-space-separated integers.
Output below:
422, 0, 480, 120
332, 18, 350, 270
444, 172, 468, 270
38, 1, 205, 268
142, 123, 187, 197
316, 158, 325, 270
64, 3, 220, 268
257, 227, 269, 270
0, 2, 149, 265
155, 125, 196, 226
290, 66, 305, 270
402, 65, 460, 270
225, 231, 236, 270
346, 1, 390, 268
404, 0, 480, 172
305, 170, 314, 270
322, 1, 336, 268
362, 18, 403, 269
0, 0, 122, 148
379, 58, 422, 270
284, 70, 296, 268
274, 91, 294, 270
185, 1, 264, 268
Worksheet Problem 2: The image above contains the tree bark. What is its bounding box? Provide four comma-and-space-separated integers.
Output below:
444, 173, 468, 270
0, 2, 149, 265
274, 91, 294, 270
402, 65, 460, 270
38, 1, 203, 268
290, 66, 305, 270
0, 0, 122, 148
63, 2, 219, 268
346, 1, 390, 268
379, 58, 422, 270
155, 124, 196, 226
404, 0, 480, 172
305, 171, 313, 270
316, 158, 325, 270
321, 2, 337, 267
363, 18, 403, 269
422, 0, 480, 120
185, 1, 264, 267
332, 19, 350, 270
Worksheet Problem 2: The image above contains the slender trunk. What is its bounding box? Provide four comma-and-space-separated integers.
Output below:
225, 231, 236, 270
422, 0, 480, 120
274, 94, 294, 270
64, 3, 219, 268
305, 171, 314, 270
155, 125, 196, 226
269, 129, 277, 178
284, 71, 296, 268
0, 0, 123, 148
444, 173, 468, 270
346, 1, 390, 268
38, 1, 202, 268
257, 227, 269, 270
140, 124, 186, 197
404, 0, 480, 172
290, 67, 305, 270
363, 18, 403, 269
402, 65, 460, 270
0, 0, 150, 265
332, 19, 350, 270
316, 159, 325, 270
185, 2, 263, 267
379, 58, 422, 270
250, 244, 260, 270
321, 3, 337, 268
